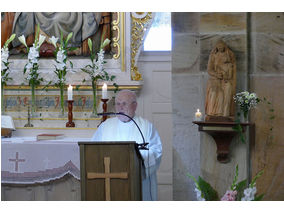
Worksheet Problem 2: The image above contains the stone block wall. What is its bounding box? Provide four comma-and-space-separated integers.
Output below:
172, 12, 284, 200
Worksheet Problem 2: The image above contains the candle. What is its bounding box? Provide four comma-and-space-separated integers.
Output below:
68, 84, 73, 100
102, 83, 107, 99
195, 109, 202, 121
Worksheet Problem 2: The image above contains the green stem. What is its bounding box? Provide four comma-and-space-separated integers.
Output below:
60, 84, 64, 116
31, 84, 36, 115
92, 80, 97, 115
1, 83, 4, 114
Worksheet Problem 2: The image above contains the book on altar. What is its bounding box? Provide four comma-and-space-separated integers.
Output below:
37, 134, 64, 140
1, 115, 15, 130
1, 115, 16, 138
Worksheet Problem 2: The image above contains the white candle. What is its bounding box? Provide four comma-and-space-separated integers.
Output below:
195, 109, 202, 121
68, 84, 73, 100
102, 83, 107, 99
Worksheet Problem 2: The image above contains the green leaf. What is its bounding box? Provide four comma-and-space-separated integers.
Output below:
68, 47, 78, 52
250, 170, 264, 188
235, 179, 247, 201
75, 85, 80, 90
230, 165, 239, 190
69, 61, 73, 69
198, 176, 219, 201
60, 31, 64, 47
186, 173, 202, 193
254, 194, 264, 201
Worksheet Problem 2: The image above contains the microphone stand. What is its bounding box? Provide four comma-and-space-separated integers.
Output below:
97, 112, 149, 150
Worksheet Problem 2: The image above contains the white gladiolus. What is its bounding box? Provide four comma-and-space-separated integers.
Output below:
194, 187, 205, 201
49, 36, 58, 48
1, 61, 7, 71
18, 35, 27, 48
56, 62, 66, 70
28, 46, 39, 58
38, 34, 46, 47
1, 47, 9, 63
26, 62, 33, 70
241, 187, 257, 201
56, 49, 66, 64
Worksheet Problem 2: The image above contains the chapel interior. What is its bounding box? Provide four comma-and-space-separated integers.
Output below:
1, 12, 283, 201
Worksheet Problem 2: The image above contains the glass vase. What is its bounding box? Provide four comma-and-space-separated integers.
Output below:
91, 80, 98, 117
59, 84, 65, 117
242, 110, 249, 123
1, 83, 5, 115
30, 83, 36, 117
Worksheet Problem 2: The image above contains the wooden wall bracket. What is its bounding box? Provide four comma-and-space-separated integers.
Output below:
193, 121, 251, 163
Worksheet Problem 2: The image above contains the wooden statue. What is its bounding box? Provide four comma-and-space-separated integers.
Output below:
205, 40, 237, 121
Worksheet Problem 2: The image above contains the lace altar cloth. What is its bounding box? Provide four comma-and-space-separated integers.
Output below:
1, 137, 90, 184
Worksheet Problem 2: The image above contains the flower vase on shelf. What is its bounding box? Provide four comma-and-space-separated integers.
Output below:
242, 110, 249, 123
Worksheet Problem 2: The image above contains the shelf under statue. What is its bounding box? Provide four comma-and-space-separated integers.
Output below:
205, 39, 237, 122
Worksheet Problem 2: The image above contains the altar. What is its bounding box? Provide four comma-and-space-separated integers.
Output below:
1, 136, 89, 201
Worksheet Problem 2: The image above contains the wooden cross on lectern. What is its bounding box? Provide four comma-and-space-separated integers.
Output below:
87, 157, 128, 201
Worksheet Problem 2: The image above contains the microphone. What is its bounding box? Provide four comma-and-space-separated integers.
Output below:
97, 112, 149, 150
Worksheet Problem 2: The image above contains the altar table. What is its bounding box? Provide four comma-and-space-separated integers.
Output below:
1, 137, 90, 184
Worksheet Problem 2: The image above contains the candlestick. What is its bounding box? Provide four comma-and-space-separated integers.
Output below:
98, 98, 109, 126
102, 83, 107, 99
66, 100, 75, 127
195, 109, 202, 121
68, 84, 73, 100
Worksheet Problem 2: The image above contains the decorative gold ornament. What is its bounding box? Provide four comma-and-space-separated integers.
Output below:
112, 12, 120, 60
130, 12, 153, 81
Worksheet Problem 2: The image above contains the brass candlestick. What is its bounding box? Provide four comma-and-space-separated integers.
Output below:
66, 100, 75, 127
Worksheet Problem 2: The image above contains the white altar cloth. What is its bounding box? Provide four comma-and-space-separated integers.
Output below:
1, 136, 91, 184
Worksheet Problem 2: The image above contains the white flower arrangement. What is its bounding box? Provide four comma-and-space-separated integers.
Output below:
188, 165, 264, 201
233, 91, 260, 119
48, 32, 75, 115
1, 34, 16, 114
81, 37, 117, 116
1, 34, 16, 85
18, 25, 46, 115
19, 31, 46, 87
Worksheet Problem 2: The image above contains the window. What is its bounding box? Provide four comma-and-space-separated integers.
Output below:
143, 12, 172, 51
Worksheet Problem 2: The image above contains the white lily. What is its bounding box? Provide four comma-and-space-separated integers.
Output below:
38, 34, 46, 47
100, 38, 110, 49
49, 36, 59, 48
18, 35, 27, 48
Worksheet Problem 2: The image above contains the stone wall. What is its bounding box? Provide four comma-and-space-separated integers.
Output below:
250, 12, 284, 201
172, 12, 284, 200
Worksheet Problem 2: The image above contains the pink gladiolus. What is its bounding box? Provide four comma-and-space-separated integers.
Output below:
221, 190, 238, 201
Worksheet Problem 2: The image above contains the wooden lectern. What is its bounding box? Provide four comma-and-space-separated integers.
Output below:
78, 141, 142, 201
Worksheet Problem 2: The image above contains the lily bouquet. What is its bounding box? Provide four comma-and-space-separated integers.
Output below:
81, 38, 117, 116
18, 25, 46, 116
49, 32, 75, 116
187, 165, 264, 201
1, 33, 16, 114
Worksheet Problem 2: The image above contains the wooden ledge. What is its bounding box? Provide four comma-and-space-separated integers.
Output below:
193, 121, 252, 163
